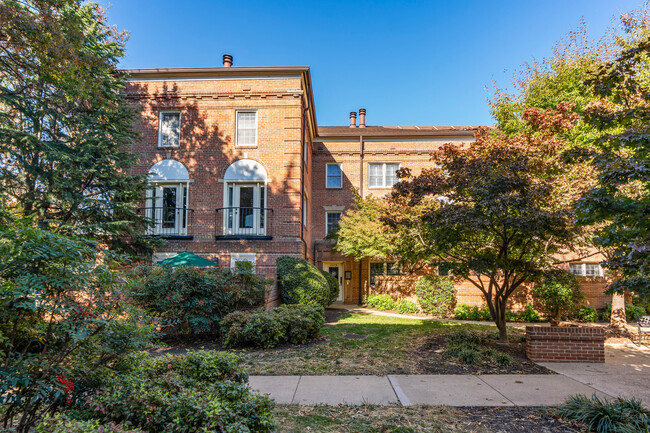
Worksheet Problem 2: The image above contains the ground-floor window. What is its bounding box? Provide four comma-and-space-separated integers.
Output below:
369, 261, 400, 285
230, 252, 256, 271
569, 262, 603, 277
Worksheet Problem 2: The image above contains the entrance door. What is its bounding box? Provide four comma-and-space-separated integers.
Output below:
227, 183, 266, 236
325, 262, 344, 302
147, 184, 188, 235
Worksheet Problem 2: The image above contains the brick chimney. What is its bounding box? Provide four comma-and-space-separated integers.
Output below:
359, 108, 366, 128
349, 111, 357, 128
223, 54, 233, 67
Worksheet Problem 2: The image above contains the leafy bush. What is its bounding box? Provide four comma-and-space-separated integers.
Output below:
578, 305, 598, 322
77, 351, 275, 432
128, 263, 268, 334
519, 303, 541, 322
0, 225, 156, 431
447, 330, 486, 346
414, 275, 455, 316
321, 270, 340, 302
277, 256, 337, 307
221, 304, 325, 349
36, 415, 143, 432
532, 269, 584, 321
444, 332, 514, 367
367, 294, 396, 311
457, 347, 482, 364
494, 352, 515, 366
557, 394, 650, 433
627, 303, 646, 322
506, 310, 520, 322
453, 304, 492, 321
395, 299, 419, 314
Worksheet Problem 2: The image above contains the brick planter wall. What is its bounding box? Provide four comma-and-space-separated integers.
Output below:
526, 326, 605, 363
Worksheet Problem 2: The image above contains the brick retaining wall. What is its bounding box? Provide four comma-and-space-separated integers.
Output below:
526, 326, 605, 363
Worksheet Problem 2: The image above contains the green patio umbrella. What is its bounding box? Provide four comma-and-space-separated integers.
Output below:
158, 251, 218, 268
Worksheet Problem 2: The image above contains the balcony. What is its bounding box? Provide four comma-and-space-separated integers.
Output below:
139, 206, 194, 239
215, 207, 273, 240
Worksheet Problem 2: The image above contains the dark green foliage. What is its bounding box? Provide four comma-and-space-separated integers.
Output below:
494, 352, 515, 366
578, 306, 599, 322
0, 224, 156, 432
127, 264, 268, 334
221, 304, 325, 349
533, 270, 584, 321
277, 256, 337, 307
366, 294, 396, 311
519, 304, 541, 323
447, 330, 486, 346
36, 415, 143, 432
443, 331, 513, 366
395, 299, 419, 314
600, 303, 647, 322
453, 304, 492, 321
414, 275, 455, 316
557, 394, 650, 433
76, 351, 275, 432
456, 347, 482, 365
0, 0, 150, 255
321, 270, 340, 304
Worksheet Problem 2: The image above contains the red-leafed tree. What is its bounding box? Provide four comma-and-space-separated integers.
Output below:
385, 103, 589, 342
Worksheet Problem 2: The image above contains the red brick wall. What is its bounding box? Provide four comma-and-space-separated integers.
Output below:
526, 326, 605, 362
125, 76, 310, 305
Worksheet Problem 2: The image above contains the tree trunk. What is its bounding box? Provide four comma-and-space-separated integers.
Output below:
610, 291, 627, 329
495, 297, 509, 344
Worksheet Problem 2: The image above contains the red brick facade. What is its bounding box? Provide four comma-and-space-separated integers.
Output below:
124, 61, 610, 308
526, 326, 605, 362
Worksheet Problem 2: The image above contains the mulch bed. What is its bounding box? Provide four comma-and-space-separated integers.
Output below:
413, 333, 553, 374
452, 407, 586, 433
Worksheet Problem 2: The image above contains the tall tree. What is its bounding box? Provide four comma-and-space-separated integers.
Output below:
579, 31, 650, 309
335, 191, 432, 273
0, 0, 148, 253
386, 104, 586, 343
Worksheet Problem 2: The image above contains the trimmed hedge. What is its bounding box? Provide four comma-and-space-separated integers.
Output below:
414, 275, 455, 316
277, 256, 337, 307
366, 294, 395, 311
221, 304, 325, 349
395, 299, 419, 314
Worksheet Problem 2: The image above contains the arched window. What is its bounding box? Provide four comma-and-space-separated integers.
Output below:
146, 159, 190, 236
222, 159, 268, 236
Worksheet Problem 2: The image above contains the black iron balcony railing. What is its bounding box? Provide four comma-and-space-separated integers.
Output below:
215, 207, 273, 239
139, 206, 194, 238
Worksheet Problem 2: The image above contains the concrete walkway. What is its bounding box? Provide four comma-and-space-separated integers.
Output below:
250, 342, 650, 406
249, 374, 610, 406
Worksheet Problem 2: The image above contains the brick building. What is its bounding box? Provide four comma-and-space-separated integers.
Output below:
124, 55, 609, 308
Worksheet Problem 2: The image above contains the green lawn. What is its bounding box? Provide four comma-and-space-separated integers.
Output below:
239, 312, 516, 375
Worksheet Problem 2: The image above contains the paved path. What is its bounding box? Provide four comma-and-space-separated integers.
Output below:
249, 374, 610, 406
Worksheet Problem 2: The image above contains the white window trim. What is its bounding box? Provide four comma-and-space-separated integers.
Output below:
368, 162, 401, 188
325, 211, 342, 235
326, 163, 343, 189
145, 181, 190, 236
235, 110, 258, 147
158, 111, 181, 148
230, 253, 256, 269
569, 262, 603, 277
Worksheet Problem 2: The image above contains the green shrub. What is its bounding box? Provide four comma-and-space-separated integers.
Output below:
557, 394, 650, 433
277, 256, 337, 307
457, 347, 482, 364
447, 330, 486, 346
221, 304, 324, 349
78, 351, 275, 433
36, 415, 143, 432
519, 303, 541, 322
453, 304, 492, 321
414, 275, 455, 316
127, 263, 269, 334
395, 299, 419, 314
533, 269, 584, 321
494, 352, 514, 366
627, 303, 646, 322
321, 270, 340, 303
506, 310, 520, 322
453, 303, 472, 319
367, 294, 396, 311
578, 305, 598, 322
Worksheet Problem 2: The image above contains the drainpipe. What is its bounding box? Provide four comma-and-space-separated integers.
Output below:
358, 133, 364, 304
300, 97, 309, 262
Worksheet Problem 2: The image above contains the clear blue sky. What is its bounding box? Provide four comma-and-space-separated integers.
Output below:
101, 0, 643, 127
